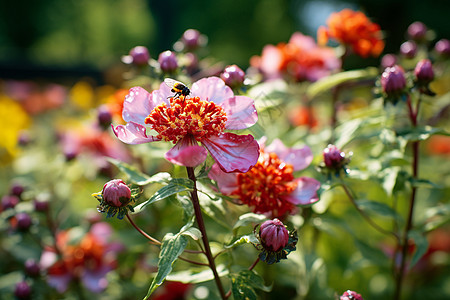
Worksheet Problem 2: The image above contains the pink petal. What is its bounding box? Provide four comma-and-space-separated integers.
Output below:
122, 87, 153, 124
202, 133, 260, 173
265, 139, 313, 171
191, 77, 234, 105
221, 96, 258, 130
282, 177, 320, 205
208, 163, 239, 195
82, 266, 111, 293
165, 136, 207, 167
47, 274, 73, 293
112, 122, 159, 145
151, 82, 172, 105
90, 222, 112, 244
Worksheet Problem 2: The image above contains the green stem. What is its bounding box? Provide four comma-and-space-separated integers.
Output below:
186, 167, 226, 300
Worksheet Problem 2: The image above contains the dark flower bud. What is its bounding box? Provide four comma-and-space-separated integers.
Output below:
34, 199, 49, 212
220, 65, 245, 89
435, 39, 450, 57
414, 59, 434, 84
14, 281, 31, 300
125, 46, 150, 66
181, 29, 203, 51
259, 218, 289, 252
97, 105, 113, 130
158, 50, 178, 73
323, 145, 345, 168
381, 54, 397, 69
1, 195, 20, 210
102, 179, 131, 208
16, 212, 32, 231
10, 183, 25, 198
381, 65, 406, 96
340, 290, 364, 300
24, 259, 40, 277
400, 41, 417, 58
407, 21, 427, 41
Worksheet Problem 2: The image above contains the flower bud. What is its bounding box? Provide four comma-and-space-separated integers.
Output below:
380, 54, 397, 69
221, 65, 245, 89
10, 183, 25, 198
97, 105, 112, 130
340, 290, 363, 300
414, 59, 434, 84
24, 259, 40, 277
400, 41, 417, 58
129, 46, 150, 66
14, 281, 31, 300
185, 52, 199, 74
102, 179, 132, 208
323, 144, 346, 169
158, 50, 178, 73
381, 65, 406, 96
1, 195, 20, 210
181, 29, 202, 51
16, 212, 32, 231
407, 22, 427, 41
259, 218, 289, 252
435, 39, 450, 56
34, 199, 49, 212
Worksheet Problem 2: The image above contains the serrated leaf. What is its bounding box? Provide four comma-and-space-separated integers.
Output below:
134, 180, 193, 212
357, 199, 400, 220
396, 126, 449, 142
233, 213, 267, 234
166, 265, 229, 283
408, 231, 429, 269
307, 67, 378, 98
108, 158, 172, 185
230, 270, 272, 300
143, 230, 188, 299
225, 234, 259, 249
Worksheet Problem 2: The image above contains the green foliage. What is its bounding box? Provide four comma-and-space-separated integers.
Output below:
230, 270, 272, 300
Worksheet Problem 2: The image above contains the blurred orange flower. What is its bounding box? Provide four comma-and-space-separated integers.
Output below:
318, 9, 385, 58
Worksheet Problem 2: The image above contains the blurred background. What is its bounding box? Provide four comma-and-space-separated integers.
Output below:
1, 0, 449, 86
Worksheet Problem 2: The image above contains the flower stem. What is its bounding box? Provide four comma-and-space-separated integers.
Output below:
186, 167, 226, 300
394, 96, 420, 300
126, 214, 161, 245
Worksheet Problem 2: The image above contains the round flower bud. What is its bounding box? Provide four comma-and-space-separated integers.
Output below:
1, 195, 20, 210
102, 179, 132, 208
129, 46, 150, 66
10, 183, 25, 198
185, 52, 199, 74
14, 281, 31, 300
220, 65, 245, 89
435, 39, 450, 56
400, 41, 417, 58
259, 218, 289, 252
181, 29, 202, 51
97, 105, 112, 130
380, 54, 397, 69
414, 59, 434, 84
158, 50, 178, 73
381, 65, 406, 96
340, 290, 363, 300
16, 212, 32, 231
407, 21, 427, 41
323, 144, 346, 169
34, 199, 49, 212
24, 259, 40, 277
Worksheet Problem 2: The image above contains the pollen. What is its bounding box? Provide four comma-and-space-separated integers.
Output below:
144, 96, 228, 143
234, 151, 298, 217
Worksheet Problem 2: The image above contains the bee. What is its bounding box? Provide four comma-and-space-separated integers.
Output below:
164, 78, 190, 99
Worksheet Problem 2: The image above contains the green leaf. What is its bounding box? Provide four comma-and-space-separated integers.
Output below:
166, 264, 229, 283
108, 158, 172, 185
354, 239, 388, 265
409, 178, 441, 189
357, 199, 401, 220
230, 270, 272, 300
143, 228, 189, 299
134, 179, 193, 212
233, 213, 267, 234
408, 230, 429, 269
307, 67, 378, 98
396, 126, 450, 142
225, 234, 259, 249
334, 118, 363, 149
181, 227, 202, 240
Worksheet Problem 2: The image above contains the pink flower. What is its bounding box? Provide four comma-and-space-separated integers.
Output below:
112, 77, 259, 173
259, 218, 290, 252
40, 223, 123, 293
208, 138, 320, 218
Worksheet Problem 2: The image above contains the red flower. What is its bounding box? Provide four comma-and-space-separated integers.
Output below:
318, 9, 384, 58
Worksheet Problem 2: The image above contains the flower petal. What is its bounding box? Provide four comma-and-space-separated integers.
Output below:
165, 136, 207, 167
221, 96, 258, 130
282, 177, 320, 205
122, 87, 153, 124
208, 163, 239, 195
112, 122, 159, 145
47, 274, 73, 293
151, 82, 172, 105
203, 133, 260, 173
265, 139, 313, 171
82, 266, 111, 293
191, 77, 234, 105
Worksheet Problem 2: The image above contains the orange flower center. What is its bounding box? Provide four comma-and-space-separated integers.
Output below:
144, 96, 227, 144
234, 151, 298, 216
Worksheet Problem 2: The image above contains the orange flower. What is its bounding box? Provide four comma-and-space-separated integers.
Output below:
318, 9, 384, 58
